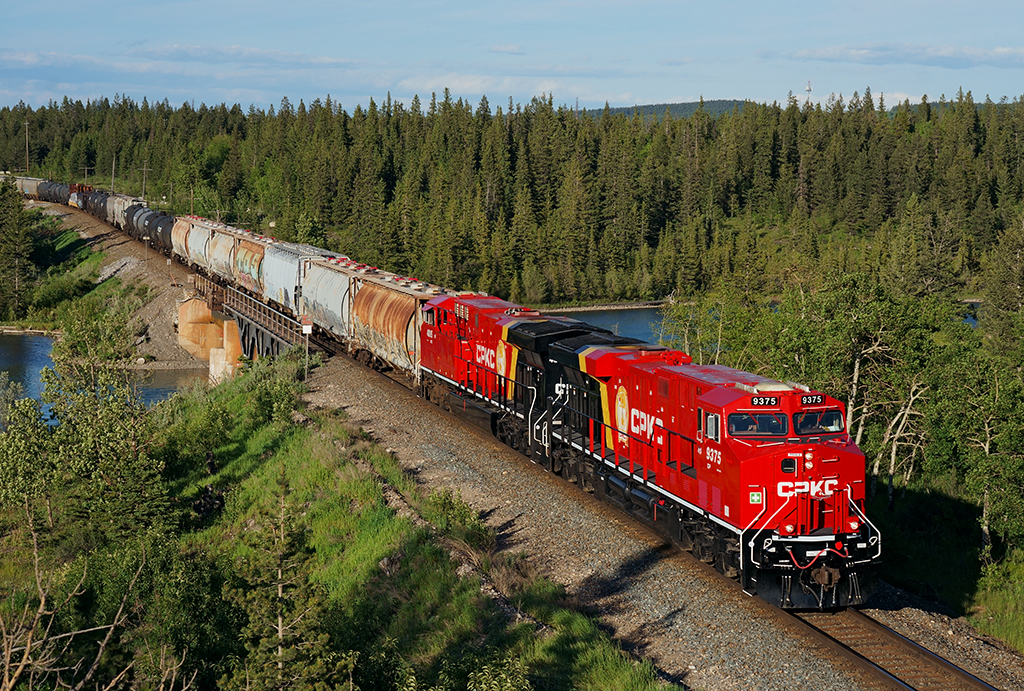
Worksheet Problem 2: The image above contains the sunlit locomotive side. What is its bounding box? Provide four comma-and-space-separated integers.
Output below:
419, 293, 880, 609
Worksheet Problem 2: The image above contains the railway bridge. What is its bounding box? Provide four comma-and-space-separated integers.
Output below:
179, 274, 318, 381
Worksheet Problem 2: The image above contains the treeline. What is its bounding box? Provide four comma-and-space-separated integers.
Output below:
599, 99, 745, 120
4, 87, 1024, 305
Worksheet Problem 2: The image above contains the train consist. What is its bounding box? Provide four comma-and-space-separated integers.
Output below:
13, 175, 880, 609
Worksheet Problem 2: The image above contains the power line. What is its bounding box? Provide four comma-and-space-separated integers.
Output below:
137, 160, 153, 202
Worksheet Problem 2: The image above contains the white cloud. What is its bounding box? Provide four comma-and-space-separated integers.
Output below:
126, 45, 358, 67
789, 43, 1024, 69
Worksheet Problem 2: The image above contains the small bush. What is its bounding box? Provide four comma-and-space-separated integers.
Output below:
239, 356, 302, 430
151, 382, 230, 482
467, 654, 531, 691
424, 489, 495, 552
31, 270, 95, 311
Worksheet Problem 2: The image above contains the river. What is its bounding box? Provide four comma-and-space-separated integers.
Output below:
546, 305, 667, 344
0, 333, 206, 408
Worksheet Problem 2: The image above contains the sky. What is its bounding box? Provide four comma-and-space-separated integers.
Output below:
3, 0, 1024, 114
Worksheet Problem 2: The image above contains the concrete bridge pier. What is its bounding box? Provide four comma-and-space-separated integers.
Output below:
179, 275, 305, 382
177, 297, 244, 383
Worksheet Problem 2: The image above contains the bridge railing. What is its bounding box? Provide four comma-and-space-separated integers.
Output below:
192, 274, 304, 355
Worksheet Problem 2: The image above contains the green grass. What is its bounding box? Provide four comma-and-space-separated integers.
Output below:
3, 212, 154, 331
971, 555, 1024, 653
149, 355, 676, 689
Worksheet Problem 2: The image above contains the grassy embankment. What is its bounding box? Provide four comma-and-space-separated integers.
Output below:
152, 353, 673, 689
2, 212, 155, 353
2, 212, 107, 331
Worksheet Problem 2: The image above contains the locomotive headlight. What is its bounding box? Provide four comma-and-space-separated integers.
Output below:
848, 520, 860, 532
783, 524, 795, 534
804, 460, 814, 470
804, 450, 815, 461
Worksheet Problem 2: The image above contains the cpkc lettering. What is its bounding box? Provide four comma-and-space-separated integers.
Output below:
776, 479, 839, 498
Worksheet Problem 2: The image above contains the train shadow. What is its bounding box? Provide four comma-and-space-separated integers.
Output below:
556, 543, 693, 687
864, 484, 987, 617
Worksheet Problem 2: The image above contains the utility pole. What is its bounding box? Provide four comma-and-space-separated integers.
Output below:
137, 160, 153, 202
80, 166, 93, 185
24, 121, 29, 175
111, 156, 116, 193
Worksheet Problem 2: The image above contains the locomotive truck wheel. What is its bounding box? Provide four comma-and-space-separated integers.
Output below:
580, 462, 596, 493
692, 531, 715, 564
714, 539, 740, 579
562, 457, 580, 486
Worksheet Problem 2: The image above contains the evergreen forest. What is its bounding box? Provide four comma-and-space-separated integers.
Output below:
4, 85, 1024, 675
2, 87, 1022, 306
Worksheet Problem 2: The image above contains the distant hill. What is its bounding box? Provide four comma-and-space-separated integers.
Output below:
586, 100, 746, 120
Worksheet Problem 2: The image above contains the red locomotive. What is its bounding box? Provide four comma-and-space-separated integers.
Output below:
419, 293, 880, 609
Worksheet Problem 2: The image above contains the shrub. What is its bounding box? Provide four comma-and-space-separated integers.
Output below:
424, 488, 495, 552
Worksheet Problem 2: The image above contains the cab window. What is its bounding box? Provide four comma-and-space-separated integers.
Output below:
792, 409, 844, 435
728, 413, 788, 437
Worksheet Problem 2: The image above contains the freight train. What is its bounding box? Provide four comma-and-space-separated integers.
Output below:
13, 175, 880, 609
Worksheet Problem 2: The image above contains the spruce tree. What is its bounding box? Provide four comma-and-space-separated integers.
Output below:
222, 468, 355, 691
0, 179, 35, 319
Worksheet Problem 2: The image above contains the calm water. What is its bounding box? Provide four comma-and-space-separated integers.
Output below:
552, 302, 979, 348
0, 333, 206, 408
548, 306, 666, 344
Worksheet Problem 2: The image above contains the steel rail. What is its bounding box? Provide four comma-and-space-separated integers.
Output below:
792, 608, 1003, 691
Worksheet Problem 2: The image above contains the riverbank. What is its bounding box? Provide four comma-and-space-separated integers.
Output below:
0, 327, 58, 336
541, 299, 667, 313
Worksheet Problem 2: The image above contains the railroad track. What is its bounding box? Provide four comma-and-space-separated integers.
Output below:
792, 608, 1002, 690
